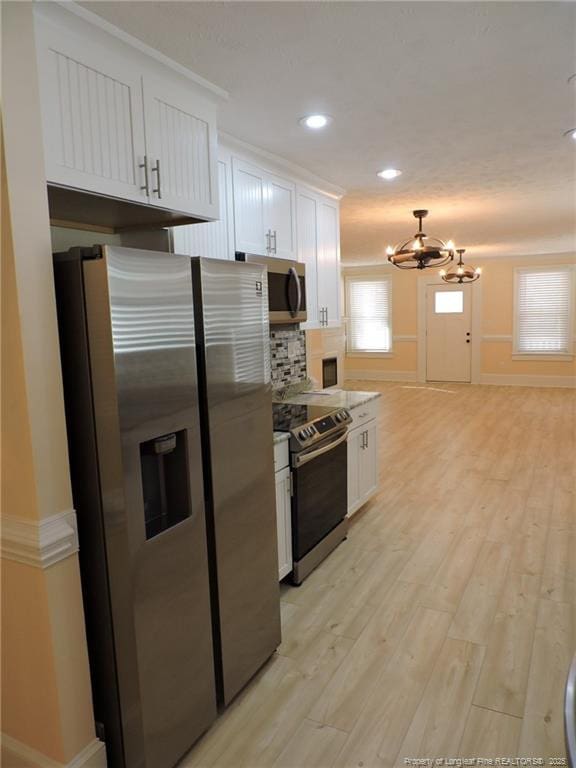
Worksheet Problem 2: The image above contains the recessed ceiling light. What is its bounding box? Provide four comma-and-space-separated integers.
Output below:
377, 168, 402, 180
299, 114, 331, 130
562, 128, 576, 140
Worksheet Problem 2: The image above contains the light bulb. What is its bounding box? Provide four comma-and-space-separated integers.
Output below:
377, 168, 402, 180
386, 245, 395, 256
439, 269, 446, 277
446, 240, 455, 251
457, 266, 464, 275
475, 267, 482, 275
412, 239, 422, 250
300, 114, 331, 129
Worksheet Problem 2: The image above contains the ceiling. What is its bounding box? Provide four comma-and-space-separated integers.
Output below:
82, 1, 576, 264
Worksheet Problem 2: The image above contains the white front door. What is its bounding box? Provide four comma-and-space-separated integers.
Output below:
426, 284, 472, 382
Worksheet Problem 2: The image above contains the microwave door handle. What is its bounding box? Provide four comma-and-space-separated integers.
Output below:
288, 267, 301, 318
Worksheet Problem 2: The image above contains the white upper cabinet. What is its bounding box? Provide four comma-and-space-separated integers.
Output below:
172, 156, 234, 259
297, 190, 319, 329
265, 173, 297, 260
36, 13, 147, 204
34, 5, 219, 220
317, 199, 341, 328
142, 72, 218, 220
232, 159, 296, 259
296, 187, 341, 329
232, 159, 267, 255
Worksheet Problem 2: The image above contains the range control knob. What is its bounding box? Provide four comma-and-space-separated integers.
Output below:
335, 412, 343, 423
298, 430, 308, 440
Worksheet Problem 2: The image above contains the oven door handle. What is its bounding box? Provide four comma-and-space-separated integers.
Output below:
293, 430, 348, 468
288, 267, 302, 318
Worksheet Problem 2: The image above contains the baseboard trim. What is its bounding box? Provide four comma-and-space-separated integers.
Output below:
1, 509, 78, 569
480, 373, 576, 388
344, 370, 418, 382
1, 735, 106, 768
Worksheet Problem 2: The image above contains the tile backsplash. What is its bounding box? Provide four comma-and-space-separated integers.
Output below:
270, 328, 307, 390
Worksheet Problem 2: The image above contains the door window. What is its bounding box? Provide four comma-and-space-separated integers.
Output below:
435, 290, 464, 314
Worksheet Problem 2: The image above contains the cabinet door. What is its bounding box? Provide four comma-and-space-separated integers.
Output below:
232, 158, 267, 255
297, 190, 320, 329
359, 420, 378, 505
275, 467, 293, 580
317, 199, 341, 327
347, 426, 362, 516
35, 12, 147, 203
265, 173, 296, 260
172, 158, 234, 259
142, 72, 219, 219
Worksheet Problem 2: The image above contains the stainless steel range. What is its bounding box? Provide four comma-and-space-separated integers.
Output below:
273, 403, 352, 584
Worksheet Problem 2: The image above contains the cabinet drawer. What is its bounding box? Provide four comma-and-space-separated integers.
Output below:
349, 400, 378, 430
274, 439, 289, 472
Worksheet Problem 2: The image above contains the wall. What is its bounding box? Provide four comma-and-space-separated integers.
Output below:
342, 254, 576, 387
1, 4, 106, 767
306, 327, 346, 388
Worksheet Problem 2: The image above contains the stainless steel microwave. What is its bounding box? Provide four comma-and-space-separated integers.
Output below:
235, 253, 306, 324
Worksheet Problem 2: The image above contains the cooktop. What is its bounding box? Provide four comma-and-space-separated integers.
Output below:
272, 403, 339, 432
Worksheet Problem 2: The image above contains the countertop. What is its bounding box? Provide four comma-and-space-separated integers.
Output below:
275, 389, 381, 410
273, 431, 290, 445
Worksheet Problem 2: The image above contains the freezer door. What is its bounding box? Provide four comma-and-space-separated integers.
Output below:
192, 258, 281, 705
82, 246, 217, 768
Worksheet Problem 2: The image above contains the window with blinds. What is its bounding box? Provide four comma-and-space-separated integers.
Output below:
514, 267, 574, 354
346, 278, 392, 354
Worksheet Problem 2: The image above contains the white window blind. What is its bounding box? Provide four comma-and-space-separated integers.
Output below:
347, 278, 392, 353
514, 267, 573, 354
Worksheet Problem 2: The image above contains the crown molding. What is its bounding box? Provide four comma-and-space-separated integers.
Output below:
219, 131, 346, 200
1, 510, 79, 569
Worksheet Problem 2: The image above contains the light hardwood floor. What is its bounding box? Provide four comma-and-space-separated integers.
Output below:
183, 382, 576, 768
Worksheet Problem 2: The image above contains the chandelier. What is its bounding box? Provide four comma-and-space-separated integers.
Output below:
439, 249, 481, 283
386, 209, 455, 270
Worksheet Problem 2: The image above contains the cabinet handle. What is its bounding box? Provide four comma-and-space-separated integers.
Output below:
272, 230, 277, 254
325, 306, 329, 326
151, 159, 162, 199
266, 230, 271, 254
139, 155, 149, 196
365, 430, 369, 449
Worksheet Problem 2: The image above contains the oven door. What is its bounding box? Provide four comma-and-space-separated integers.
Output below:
291, 430, 348, 561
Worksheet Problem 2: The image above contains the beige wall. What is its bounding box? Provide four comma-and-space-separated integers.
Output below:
1, 3, 103, 765
341, 254, 576, 384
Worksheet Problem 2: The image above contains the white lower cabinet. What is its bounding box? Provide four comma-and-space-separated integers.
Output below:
347, 418, 378, 517
274, 465, 293, 580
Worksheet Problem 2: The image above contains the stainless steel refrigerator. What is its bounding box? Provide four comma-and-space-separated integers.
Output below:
54, 246, 280, 768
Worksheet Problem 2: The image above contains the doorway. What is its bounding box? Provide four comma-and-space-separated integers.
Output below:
425, 283, 472, 382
